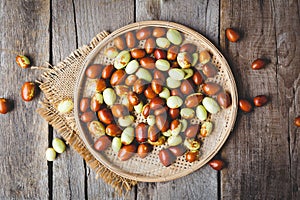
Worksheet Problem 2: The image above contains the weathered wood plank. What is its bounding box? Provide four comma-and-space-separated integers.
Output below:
73, 0, 136, 199
74, 0, 136, 47
220, 0, 299, 199
272, 1, 300, 199
0, 0, 50, 199
136, 0, 219, 199
136, 0, 220, 45
51, 0, 86, 199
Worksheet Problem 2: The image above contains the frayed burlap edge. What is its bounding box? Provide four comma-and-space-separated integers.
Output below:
36, 31, 137, 194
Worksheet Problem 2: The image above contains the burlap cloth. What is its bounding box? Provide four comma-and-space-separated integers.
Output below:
37, 31, 137, 194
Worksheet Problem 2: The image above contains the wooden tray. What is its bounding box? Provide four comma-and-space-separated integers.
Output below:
74, 21, 238, 182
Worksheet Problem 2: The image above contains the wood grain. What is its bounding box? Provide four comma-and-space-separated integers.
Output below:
51, 0, 86, 199
73, 0, 136, 199
136, 1, 219, 199
272, 1, 300, 199
0, 0, 50, 199
0, 0, 299, 199
220, 0, 299, 199
136, 0, 220, 45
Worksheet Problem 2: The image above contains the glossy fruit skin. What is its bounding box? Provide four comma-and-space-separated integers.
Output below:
97, 108, 114, 124
153, 70, 166, 83
94, 135, 111, 151
158, 148, 177, 167
217, 92, 232, 109
167, 45, 179, 61
118, 143, 137, 161
154, 49, 167, 60
136, 27, 152, 40
180, 80, 195, 95
131, 48, 146, 59
127, 91, 140, 106
144, 86, 157, 99
150, 97, 165, 110
170, 119, 180, 130
16, 55, 30, 69
168, 145, 186, 157
114, 36, 126, 50
152, 27, 166, 37
133, 79, 147, 94
169, 108, 180, 119
185, 151, 199, 162
80, 111, 95, 123
202, 63, 218, 78
253, 95, 268, 107
110, 69, 126, 86
106, 124, 122, 137
102, 64, 115, 79
125, 31, 137, 49
239, 99, 253, 113
142, 104, 151, 118
144, 38, 156, 54
294, 116, 300, 127
95, 79, 107, 92
192, 70, 203, 85
171, 89, 184, 99
85, 64, 102, 78
151, 79, 164, 94
137, 143, 153, 158
140, 57, 156, 69
209, 159, 225, 170
135, 123, 148, 143
148, 125, 160, 142
251, 59, 267, 70
202, 82, 222, 96
21, 82, 36, 102
185, 93, 204, 108
185, 124, 200, 139
80, 97, 90, 112
225, 28, 240, 42
0, 98, 10, 114
125, 75, 138, 86
90, 96, 102, 112
156, 114, 169, 132
180, 43, 197, 54
154, 106, 168, 116
111, 104, 129, 118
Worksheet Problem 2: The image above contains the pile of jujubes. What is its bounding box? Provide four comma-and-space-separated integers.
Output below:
79, 26, 232, 167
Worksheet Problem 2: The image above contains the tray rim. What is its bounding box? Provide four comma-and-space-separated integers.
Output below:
74, 20, 238, 182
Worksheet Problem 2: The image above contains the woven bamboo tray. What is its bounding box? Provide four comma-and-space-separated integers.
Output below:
74, 21, 238, 182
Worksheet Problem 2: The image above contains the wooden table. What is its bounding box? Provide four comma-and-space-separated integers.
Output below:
0, 0, 299, 199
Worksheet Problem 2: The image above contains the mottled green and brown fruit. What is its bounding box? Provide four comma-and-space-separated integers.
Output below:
21, 82, 36, 102
16, 55, 30, 69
